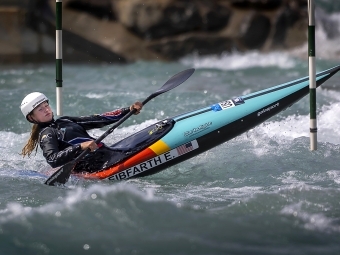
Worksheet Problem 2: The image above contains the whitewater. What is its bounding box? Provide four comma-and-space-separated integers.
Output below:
1, 7, 340, 255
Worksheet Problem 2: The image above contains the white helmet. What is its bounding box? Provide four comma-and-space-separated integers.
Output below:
20, 92, 49, 118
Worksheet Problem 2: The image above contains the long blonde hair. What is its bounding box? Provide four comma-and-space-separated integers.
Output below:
21, 124, 41, 158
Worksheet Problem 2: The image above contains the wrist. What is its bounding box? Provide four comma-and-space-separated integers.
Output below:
122, 107, 130, 113
74, 144, 82, 151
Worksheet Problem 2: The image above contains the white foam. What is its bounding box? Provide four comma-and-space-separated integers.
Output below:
0, 182, 159, 223
281, 202, 340, 232
326, 170, 340, 184
180, 51, 298, 70
251, 101, 340, 145
84, 91, 128, 99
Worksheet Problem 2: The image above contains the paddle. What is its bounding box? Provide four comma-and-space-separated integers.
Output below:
44, 68, 195, 186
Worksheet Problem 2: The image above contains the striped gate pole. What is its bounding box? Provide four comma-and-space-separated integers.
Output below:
56, 0, 63, 116
308, 0, 317, 150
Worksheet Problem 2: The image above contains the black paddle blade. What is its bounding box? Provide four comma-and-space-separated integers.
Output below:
153, 68, 195, 96
44, 161, 74, 186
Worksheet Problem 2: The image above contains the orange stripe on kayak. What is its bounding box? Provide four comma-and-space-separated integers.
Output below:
83, 147, 158, 179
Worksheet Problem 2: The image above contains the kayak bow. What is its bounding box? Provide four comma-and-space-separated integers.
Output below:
79, 65, 340, 181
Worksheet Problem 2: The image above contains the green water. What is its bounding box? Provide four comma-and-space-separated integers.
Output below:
1, 50, 340, 255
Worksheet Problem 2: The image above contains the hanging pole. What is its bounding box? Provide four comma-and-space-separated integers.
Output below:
308, 0, 317, 150
56, 0, 63, 116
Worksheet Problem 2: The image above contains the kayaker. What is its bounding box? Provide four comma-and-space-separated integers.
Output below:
20, 92, 143, 172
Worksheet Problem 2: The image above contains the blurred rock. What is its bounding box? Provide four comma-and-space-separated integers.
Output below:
113, 0, 202, 39
231, 0, 283, 10
147, 33, 234, 60
196, 0, 231, 31
316, 7, 339, 39
0, 0, 320, 63
113, 0, 230, 39
238, 13, 271, 49
66, 0, 115, 20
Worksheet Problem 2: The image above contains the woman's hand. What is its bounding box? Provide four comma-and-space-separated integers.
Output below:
130, 101, 143, 115
80, 140, 98, 152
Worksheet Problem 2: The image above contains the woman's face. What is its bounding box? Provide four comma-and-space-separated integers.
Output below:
30, 101, 53, 123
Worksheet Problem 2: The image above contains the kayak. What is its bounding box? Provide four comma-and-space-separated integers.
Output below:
79, 65, 340, 181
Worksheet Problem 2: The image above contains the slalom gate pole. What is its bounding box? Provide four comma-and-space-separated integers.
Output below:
56, 0, 63, 116
308, 0, 317, 150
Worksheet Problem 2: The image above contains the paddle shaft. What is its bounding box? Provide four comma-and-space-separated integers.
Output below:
94, 94, 153, 143
71, 72, 190, 162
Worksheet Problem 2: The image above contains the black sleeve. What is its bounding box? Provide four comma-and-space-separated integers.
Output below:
59, 107, 130, 130
39, 127, 82, 168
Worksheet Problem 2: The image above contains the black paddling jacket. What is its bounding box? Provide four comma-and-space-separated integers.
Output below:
38, 107, 130, 168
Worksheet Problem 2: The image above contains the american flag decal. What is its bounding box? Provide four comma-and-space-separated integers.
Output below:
176, 142, 194, 156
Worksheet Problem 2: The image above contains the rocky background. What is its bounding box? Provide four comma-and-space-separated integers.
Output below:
0, 0, 316, 63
